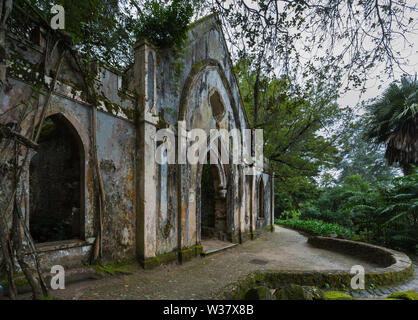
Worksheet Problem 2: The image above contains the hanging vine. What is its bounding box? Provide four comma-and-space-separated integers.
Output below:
0, 0, 109, 299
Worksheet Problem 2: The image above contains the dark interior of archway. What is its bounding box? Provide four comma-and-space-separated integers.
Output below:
259, 181, 265, 218
201, 163, 215, 238
29, 116, 81, 243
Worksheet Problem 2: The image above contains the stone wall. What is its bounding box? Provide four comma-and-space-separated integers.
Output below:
0, 29, 137, 268
0, 14, 274, 271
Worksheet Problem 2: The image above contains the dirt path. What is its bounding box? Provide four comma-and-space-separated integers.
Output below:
44, 227, 387, 300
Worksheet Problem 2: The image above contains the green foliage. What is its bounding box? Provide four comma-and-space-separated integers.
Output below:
234, 59, 349, 216
21, 0, 135, 68
134, 0, 194, 51
299, 175, 374, 230
280, 209, 301, 220
388, 290, 418, 300
295, 172, 418, 252
364, 76, 418, 175
0, 276, 28, 288
322, 291, 354, 300
275, 219, 355, 239
336, 119, 400, 185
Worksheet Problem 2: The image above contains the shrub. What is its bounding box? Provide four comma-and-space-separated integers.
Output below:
275, 218, 355, 238
134, 0, 194, 51
388, 290, 418, 300
285, 173, 418, 252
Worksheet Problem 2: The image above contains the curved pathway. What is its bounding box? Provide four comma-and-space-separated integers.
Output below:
47, 226, 414, 300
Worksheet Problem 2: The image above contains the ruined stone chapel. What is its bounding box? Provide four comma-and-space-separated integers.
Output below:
0, 14, 274, 270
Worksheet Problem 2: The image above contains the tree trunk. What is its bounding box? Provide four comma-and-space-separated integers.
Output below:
12, 198, 43, 300
253, 66, 260, 129
0, 0, 13, 88
0, 224, 17, 299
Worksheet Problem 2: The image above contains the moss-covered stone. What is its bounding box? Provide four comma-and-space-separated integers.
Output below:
0, 277, 28, 288
139, 244, 203, 269
244, 286, 270, 300
388, 290, 418, 300
264, 225, 275, 232
273, 284, 308, 300
323, 291, 355, 300
92, 260, 134, 276
179, 244, 203, 263
139, 256, 162, 270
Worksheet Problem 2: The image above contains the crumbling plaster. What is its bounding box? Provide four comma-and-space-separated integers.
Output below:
0, 15, 273, 270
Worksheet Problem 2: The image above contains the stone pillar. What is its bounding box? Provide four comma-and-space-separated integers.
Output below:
230, 164, 240, 243
134, 40, 159, 269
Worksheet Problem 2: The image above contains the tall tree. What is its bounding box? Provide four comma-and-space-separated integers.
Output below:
336, 119, 400, 185
209, 1, 417, 88
234, 58, 352, 213
365, 76, 418, 175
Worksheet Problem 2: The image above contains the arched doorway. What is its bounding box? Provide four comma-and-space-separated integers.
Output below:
199, 144, 229, 241
258, 178, 265, 219
29, 114, 83, 243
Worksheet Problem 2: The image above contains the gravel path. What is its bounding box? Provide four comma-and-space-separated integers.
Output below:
47, 227, 391, 300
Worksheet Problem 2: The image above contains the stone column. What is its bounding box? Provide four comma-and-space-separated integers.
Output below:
134, 40, 159, 269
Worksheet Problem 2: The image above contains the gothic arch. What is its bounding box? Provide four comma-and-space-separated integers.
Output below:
257, 176, 265, 219
25, 110, 90, 242
178, 58, 242, 130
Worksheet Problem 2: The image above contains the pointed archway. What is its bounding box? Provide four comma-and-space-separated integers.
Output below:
200, 161, 228, 241
29, 113, 85, 243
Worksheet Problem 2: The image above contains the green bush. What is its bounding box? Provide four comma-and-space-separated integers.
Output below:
281, 172, 418, 252
275, 218, 355, 238
134, 0, 194, 51
388, 290, 418, 300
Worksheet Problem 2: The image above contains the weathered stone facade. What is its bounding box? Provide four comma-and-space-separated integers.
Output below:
0, 15, 274, 270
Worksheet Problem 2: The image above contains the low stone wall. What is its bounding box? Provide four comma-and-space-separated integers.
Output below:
34, 241, 93, 272
307, 236, 413, 286
308, 236, 395, 267
219, 236, 413, 299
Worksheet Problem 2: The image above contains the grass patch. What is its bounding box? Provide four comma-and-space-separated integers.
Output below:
92, 260, 134, 277
0, 277, 28, 288
388, 290, 418, 300
323, 291, 355, 300
275, 218, 355, 238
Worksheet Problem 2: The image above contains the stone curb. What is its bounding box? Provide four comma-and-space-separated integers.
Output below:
308, 236, 413, 286
219, 237, 413, 299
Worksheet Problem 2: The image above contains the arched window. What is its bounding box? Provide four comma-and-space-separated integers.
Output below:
258, 179, 265, 218
208, 89, 226, 122
147, 52, 155, 110
29, 114, 83, 243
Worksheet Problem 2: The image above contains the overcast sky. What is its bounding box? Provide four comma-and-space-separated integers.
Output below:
338, 29, 418, 113
208, 0, 418, 112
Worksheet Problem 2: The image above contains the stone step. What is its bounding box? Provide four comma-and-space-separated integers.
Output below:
201, 243, 238, 256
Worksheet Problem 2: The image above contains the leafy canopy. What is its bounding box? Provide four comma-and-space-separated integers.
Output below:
365, 76, 418, 175
134, 0, 194, 51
